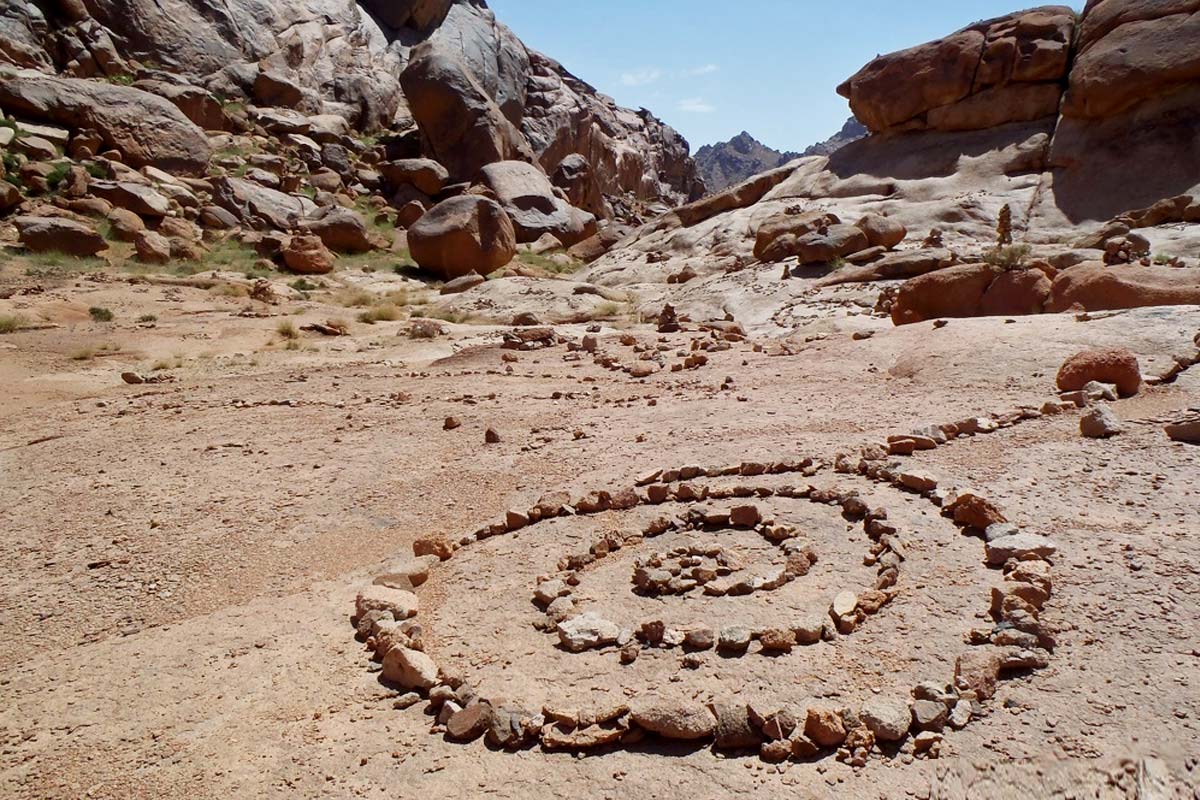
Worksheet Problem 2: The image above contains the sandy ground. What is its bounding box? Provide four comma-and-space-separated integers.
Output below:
1, 259, 1198, 799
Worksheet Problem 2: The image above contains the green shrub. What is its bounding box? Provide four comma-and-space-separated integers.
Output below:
0, 313, 28, 334
982, 244, 1032, 269
88, 306, 114, 322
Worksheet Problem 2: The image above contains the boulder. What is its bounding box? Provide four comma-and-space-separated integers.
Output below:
360, 0, 452, 31
753, 211, 840, 262
302, 207, 373, 253
856, 213, 907, 250
556, 612, 620, 652
408, 195, 517, 280
837, 7, 1075, 133
0, 68, 210, 174
1081, 406, 1124, 438
979, 267, 1053, 316
134, 230, 171, 264
90, 181, 170, 217
399, 43, 535, 181
1056, 347, 1141, 397
107, 208, 145, 241
792, 224, 870, 265
14, 215, 107, 256
0, 180, 21, 212
891, 263, 1002, 325
379, 159, 449, 196
1045, 263, 1200, 313
478, 160, 597, 246
861, 698, 912, 742
817, 248, 958, 287
282, 235, 335, 275
211, 177, 315, 231
1065, 2, 1200, 119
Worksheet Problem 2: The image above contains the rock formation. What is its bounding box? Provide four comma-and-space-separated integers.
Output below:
587, 0, 1200, 313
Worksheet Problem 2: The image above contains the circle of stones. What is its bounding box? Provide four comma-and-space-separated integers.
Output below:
353, 404, 1065, 765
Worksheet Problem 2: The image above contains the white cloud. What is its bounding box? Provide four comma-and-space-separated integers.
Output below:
682, 64, 719, 77
620, 67, 663, 86
677, 97, 716, 113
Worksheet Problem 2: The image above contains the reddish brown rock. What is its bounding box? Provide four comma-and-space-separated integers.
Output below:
1056, 347, 1142, 397
408, 195, 517, 280
1045, 263, 1200, 314
891, 264, 1002, 326
979, 267, 1053, 316
282, 235, 335, 275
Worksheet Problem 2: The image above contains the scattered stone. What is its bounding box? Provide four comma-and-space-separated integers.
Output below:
630, 695, 716, 740
718, 626, 752, 654
355, 585, 419, 621
985, 533, 1058, 565
557, 612, 621, 652
804, 705, 847, 748
381, 645, 439, 690
1080, 406, 1123, 438
861, 697, 911, 742
413, 536, 453, 561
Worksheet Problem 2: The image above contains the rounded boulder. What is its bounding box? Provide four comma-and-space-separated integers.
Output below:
1056, 347, 1141, 397
408, 195, 517, 280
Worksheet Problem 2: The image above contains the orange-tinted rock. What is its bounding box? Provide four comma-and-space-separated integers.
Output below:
979, 267, 1052, 316
408, 195, 517, 280
1045, 263, 1200, 313
1056, 347, 1142, 397
891, 263, 1002, 326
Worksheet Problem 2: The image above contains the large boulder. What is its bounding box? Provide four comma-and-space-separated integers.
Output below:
14, 215, 108, 256
837, 7, 1075, 133
89, 181, 171, 217
408, 195, 517, 280
211, 177, 316, 231
1044, 263, 1200, 312
754, 211, 840, 262
0, 69, 211, 174
891, 263, 1003, 325
301, 207, 373, 253
979, 266, 1053, 316
379, 159, 449, 196
400, 43, 535, 181
791, 224, 869, 265
1065, 1, 1200, 120
282, 234, 335, 275
360, 0, 452, 32
478, 160, 597, 246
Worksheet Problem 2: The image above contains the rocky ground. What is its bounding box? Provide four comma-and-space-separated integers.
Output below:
0, 250, 1197, 799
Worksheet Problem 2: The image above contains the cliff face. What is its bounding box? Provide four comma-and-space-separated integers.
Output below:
0, 0, 701, 216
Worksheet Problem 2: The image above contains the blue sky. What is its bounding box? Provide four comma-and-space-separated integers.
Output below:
489, 1, 1081, 152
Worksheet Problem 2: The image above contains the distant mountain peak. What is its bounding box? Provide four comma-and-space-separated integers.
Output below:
694, 119, 866, 194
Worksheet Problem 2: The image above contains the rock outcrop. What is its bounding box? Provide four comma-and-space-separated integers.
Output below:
837, 7, 1075, 134
0, 0, 702, 219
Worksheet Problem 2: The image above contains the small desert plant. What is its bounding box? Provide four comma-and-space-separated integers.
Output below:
982, 244, 1032, 269
137, 314, 157, 323
276, 320, 299, 339
421, 308, 470, 324
357, 305, 401, 324
70, 346, 96, 361
408, 319, 445, 339
150, 359, 172, 371
289, 278, 318, 292
45, 163, 71, 191
590, 301, 622, 319
0, 313, 28, 333
89, 306, 114, 322
336, 288, 376, 308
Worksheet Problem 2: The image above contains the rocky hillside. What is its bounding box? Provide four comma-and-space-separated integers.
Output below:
694, 132, 800, 194
0, 0, 701, 220
799, 117, 867, 158
589, 0, 1200, 319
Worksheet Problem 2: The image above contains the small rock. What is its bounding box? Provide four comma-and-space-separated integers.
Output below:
630, 695, 716, 740
557, 612, 621, 652
1080, 406, 1123, 438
